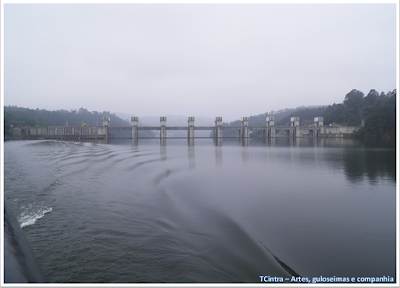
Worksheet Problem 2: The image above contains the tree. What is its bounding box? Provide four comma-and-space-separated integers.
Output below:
355, 89, 396, 140
363, 89, 379, 111
343, 89, 364, 125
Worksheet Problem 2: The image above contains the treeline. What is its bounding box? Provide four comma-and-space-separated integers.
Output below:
324, 89, 395, 126
226, 88, 396, 140
341, 89, 396, 140
278, 89, 396, 139
4, 106, 130, 135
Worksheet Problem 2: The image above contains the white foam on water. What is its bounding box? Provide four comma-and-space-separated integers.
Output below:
82, 142, 94, 147
19, 206, 53, 228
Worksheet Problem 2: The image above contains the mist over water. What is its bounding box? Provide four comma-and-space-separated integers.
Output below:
3, 138, 396, 283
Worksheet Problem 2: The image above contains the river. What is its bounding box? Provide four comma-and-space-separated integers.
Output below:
3, 138, 397, 283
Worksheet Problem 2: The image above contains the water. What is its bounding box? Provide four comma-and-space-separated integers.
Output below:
3, 138, 396, 283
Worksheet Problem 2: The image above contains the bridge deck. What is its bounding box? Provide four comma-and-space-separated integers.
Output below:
109, 126, 289, 130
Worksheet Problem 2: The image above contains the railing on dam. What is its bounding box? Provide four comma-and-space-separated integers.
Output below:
11, 116, 361, 140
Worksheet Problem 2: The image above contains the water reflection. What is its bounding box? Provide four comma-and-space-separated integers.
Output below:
239, 138, 249, 147
188, 144, 195, 170
215, 145, 222, 166
160, 139, 167, 161
125, 138, 396, 185
5, 138, 395, 282
214, 137, 222, 147
343, 148, 396, 185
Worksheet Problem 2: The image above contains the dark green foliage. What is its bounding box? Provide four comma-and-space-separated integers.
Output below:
4, 106, 131, 134
355, 90, 396, 140
323, 103, 347, 125
343, 89, 365, 126
324, 89, 366, 126
324, 88, 396, 140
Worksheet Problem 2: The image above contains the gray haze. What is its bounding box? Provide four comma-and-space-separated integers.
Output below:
3, 2, 397, 121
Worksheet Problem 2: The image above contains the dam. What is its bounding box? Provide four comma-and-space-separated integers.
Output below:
10, 116, 361, 141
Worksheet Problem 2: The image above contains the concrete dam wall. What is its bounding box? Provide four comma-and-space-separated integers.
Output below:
10, 116, 361, 141
11, 126, 108, 140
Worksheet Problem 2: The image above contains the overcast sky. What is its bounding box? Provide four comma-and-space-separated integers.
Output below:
3, 2, 397, 121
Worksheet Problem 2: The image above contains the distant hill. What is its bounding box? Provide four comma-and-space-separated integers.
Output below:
275, 106, 328, 126
221, 105, 325, 137
4, 106, 130, 127
226, 105, 326, 126
4, 106, 158, 138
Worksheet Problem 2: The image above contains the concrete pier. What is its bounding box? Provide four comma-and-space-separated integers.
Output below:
290, 117, 299, 127
160, 117, 167, 139
188, 117, 195, 139
265, 116, 275, 138
241, 117, 249, 139
290, 117, 300, 138
215, 117, 222, 138
131, 117, 138, 139
314, 117, 323, 127
314, 117, 323, 138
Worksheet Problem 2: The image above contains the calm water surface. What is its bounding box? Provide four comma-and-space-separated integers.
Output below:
3, 138, 397, 283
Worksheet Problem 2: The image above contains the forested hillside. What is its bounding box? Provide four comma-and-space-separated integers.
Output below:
342, 89, 396, 140
4, 107, 130, 135
221, 107, 315, 137
226, 88, 396, 140
320, 89, 396, 140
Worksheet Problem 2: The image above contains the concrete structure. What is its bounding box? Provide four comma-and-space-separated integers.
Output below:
160, 117, 167, 139
131, 117, 138, 139
102, 116, 110, 127
266, 117, 275, 127
215, 117, 222, 138
188, 117, 195, 139
11, 115, 361, 141
265, 116, 275, 138
314, 117, 323, 127
240, 117, 249, 139
317, 125, 361, 138
11, 126, 108, 140
290, 117, 300, 127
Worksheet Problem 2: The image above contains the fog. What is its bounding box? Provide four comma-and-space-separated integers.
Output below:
3, 2, 397, 121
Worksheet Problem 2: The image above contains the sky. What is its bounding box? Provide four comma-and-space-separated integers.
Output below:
2, 1, 398, 122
